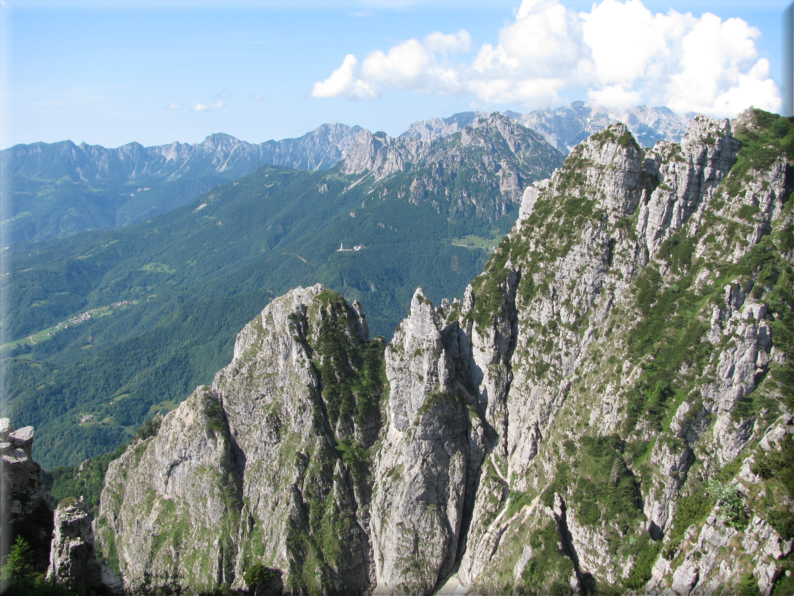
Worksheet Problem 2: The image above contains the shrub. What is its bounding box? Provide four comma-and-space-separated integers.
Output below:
738, 571, 761, 596
624, 542, 661, 590
136, 415, 162, 440
243, 563, 281, 589
205, 402, 225, 432
708, 480, 750, 530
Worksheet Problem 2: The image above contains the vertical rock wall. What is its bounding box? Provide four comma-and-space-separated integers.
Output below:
95, 108, 794, 595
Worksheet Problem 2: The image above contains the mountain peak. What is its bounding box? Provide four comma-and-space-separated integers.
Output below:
515, 102, 692, 153
201, 132, 244, 148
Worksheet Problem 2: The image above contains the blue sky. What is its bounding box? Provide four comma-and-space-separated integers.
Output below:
0, 0, 789, 149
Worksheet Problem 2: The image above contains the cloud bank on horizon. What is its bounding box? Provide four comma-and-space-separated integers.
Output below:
311, 0, 782, 117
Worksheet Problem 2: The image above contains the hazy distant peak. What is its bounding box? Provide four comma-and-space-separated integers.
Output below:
397, 103, 690, 155
512, 102, 692, 153
401, 111, 489, 143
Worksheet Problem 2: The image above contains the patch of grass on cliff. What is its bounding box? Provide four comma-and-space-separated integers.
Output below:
764, 263, 794, 410
468, 235, 513, 333
205, 402, 225, 432
662, 479, 716, 560
624, 234, 714, 433
752, 434, 794, 540
285, 444, 339, 593
624, 540, 662, 590
561, 196, 595, 218
517, 520, 576, 596
540, 463, 571, 508
726, 243, 794, 419
335, 439, 371, 487
505, 490, 533, 520
569, 435, 645, 533
313, 289, 387, 432
622, 110, 793, 433
772, 563, 794, 596
724, 109, 793, 198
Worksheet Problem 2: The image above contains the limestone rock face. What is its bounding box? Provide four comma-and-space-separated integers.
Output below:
0, 418, 53, 573
97, 285, 381, 594
98, 385, 241, 589
637, 115, 740, 258
340, 113, 565, 223
458, 108, 794, 594
46, 498, 105, 592
370, 289, 473, 594
96, 108, 793, 595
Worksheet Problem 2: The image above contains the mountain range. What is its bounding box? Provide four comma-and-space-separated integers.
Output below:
2, 112, 564, 469
1, 103, 690, 245
1, 123, 361, 244
403, 103, 692, 154
1, 105, 791, 596
91, 107, 793, 596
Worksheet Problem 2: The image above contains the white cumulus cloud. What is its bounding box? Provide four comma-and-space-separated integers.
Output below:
424, 30, 471, 54
311, 31, 471, 100
193, 100, 226, 112
310, 0, 781, 117
311, 54, 378, 99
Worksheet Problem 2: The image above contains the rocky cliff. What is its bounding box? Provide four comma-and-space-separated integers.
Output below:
46, 497, 116, 593
96, 108, 793, 595
341, 112, 564, 223
1, 418, 53, 575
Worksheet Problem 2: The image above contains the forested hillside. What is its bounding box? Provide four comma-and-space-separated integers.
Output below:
0, 124, 361, 243
1, 114, 563, 468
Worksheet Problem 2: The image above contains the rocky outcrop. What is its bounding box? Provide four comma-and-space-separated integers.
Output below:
96, 108, 793, 595
97, 285, 382, 594
46, 498, 109, 593
341, 113, 564, 222
458, 108, 793, 594
370, 289, 477, 594
1, 419, 121, 593
0, 419, 53, 574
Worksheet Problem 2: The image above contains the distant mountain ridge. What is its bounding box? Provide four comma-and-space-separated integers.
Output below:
1, 123, 362, 244
402, 102, 693, 154
513, 101, 693, 152
4, 123, 362, 183
2, 104, 691, 245
4, 103, 690, 185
